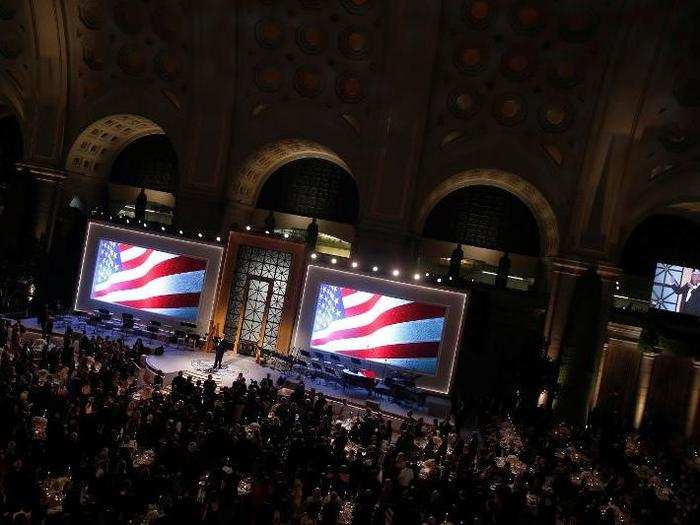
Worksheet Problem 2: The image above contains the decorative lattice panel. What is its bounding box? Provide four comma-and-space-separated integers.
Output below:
257, 158, 359, 223
651, 263, 684, 311
224, 245, 292, 351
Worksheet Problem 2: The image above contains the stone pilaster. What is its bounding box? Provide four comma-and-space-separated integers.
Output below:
685, 360, 700, 438
543, 257, 588, 362
351, 220, 415, 270
633, 351, 658, 430
553, 262, 621, 425
16, 162, 66, 250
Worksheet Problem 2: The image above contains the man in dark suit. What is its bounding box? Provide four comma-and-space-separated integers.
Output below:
672, 269, 700, 316
213, 337, 227, 369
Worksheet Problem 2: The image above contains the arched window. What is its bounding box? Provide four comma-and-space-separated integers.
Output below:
423, 185, 540, 257
257, 158, 358, 224
110, 135, 178, 193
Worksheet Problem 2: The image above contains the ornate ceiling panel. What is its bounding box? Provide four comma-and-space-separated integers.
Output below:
421, 0, 624, 186
628, 3, 700, 188
236, 0, 388, 136
0, 0, 33, 102
69, 0, 193, 109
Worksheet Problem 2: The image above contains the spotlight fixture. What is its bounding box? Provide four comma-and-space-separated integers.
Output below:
413, 273, 421, 280
143, 222, 147, 228
331, 258, 337, 264
197, 233, 203, 238
109, 216, 113, 220
245, 225, 251, 231
125, 219, 130, 224
161, 226, 166, 231
216, 236, 221, 242
179, 230, 184, 235
283, 233, 290, 239
265, 230, 270, 235
310, 253, 318, 259
372, 265, 379, 272
425, 272, 430, 277
351, 261, 358, 268
437, 278, 442, 283
392, 269, 400, 277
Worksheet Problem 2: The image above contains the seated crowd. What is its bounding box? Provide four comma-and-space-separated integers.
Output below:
0, 319, 698, 524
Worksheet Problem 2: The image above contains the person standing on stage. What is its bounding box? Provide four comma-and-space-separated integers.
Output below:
671, 268, 700, 316
213, 336, 226, 369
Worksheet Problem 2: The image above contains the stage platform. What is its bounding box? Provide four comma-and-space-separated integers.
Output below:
9, 316, 451, 421
144, 350, 449, 420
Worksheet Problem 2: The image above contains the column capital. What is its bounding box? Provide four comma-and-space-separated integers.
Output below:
544, 256, 589, 276
596, 263, 623, 283
607, 321, 642, 344
15, 161, 67, 184
641, 350, 660, 360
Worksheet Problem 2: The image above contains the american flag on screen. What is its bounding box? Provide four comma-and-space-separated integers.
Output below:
91, 240, 206, 321
310, 284, 446, 374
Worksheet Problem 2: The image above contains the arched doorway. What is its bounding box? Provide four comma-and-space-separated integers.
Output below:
109, 134, 178, 224
227, 139, 358, 257
417, 169, 558, 289
64, 114, 176, 224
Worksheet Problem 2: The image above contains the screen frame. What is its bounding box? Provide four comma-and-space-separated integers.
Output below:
75, 221, 224, 333
293, 265, 468, 395
650, 261, 700, 317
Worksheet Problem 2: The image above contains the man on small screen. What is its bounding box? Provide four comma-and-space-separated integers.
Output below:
671, 269, 700, 316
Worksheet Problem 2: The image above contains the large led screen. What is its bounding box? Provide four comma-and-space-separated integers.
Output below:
651, 263, 700, 317
91, 240, 206, 321
310, 283, 446, 374
76, 222, 223, 331
294, 266, 468, 395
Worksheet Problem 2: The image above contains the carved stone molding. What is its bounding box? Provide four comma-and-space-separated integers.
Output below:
415, 168, 560, 256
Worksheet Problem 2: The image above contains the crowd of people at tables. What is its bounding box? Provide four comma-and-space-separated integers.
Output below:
0, 318, 698, 524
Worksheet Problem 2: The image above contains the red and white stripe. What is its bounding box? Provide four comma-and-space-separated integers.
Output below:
92, 242, 206, 315
311, 287, 445, 364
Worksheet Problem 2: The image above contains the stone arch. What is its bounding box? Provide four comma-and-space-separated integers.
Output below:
613, 167, 700, 262
227, 138, 353, 207
64, 114, 166, 180
0, 70, 27, 152
224, 138, 354, 229
415, 169, 560, 257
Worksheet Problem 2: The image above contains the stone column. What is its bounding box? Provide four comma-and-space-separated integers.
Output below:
553, 262, 621, 425
351, 220, 415, 270
543, 257, 588, 362
685, 360, 700, 438
586, 264, 621, 414
221, 200, 255, 233
591, 322, 643, 411
16, 162, 66, 250
633, 351, 658, 430
589, 342, 610, 411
